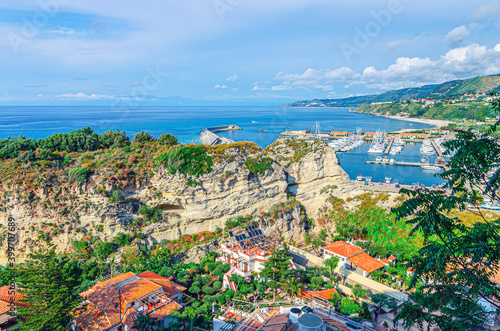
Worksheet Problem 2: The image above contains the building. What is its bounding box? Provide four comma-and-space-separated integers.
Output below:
73, 271, 186, 331
330, 131, 350, 137
323, 241, 385, 277
0, 285, 27, 330
213, 301, 378, 331
217, 226, 297, 291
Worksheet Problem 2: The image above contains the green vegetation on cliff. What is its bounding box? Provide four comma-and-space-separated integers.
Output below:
357, 99, 496, 121
284, 74, 500, 116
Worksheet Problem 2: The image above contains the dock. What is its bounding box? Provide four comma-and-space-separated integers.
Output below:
334, 139, 353, 152
430, 139, 444, 157
366, 161, 448, 169
384, 138, 394, 154
199, 125, 242, 134
199, 125, 241, 146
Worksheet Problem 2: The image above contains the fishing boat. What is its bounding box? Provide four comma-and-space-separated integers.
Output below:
389, 158, 395, 164
365, 176, 372, 183
376, 156, 382, 162
384, 177, 392, 184
356, 174, 364, 181
382, 156, 389, 163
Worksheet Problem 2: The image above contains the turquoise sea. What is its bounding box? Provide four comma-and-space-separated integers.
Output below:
0, 106, 444, 186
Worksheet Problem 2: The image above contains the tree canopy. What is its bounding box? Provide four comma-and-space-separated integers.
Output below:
394, 96, 500, 330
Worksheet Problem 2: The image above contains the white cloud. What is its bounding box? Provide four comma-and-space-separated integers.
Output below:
473, 1, 500, 20
444, 25, 470, 43
55, 92, 132, 100
226, 75, 238, 82
266, 43, 500, 92
214, 84, 228, 89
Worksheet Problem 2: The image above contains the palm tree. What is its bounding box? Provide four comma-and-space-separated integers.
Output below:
133, 312, 159, 331
283, 277, 305, 303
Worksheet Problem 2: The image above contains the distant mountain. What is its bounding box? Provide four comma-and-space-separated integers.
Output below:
283, 74, 500, 108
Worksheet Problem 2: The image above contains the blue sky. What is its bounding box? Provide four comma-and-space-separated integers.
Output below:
1, 0, 500, 105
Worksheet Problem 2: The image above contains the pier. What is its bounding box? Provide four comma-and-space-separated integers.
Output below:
199, 125, 241, 146
430, 139, 444, 157
199, 125, 242, 134
384, 138, 394, 154
366, 160, 448, 169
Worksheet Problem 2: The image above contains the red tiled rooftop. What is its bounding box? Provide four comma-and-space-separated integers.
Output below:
301, 288, 338, 301
323, 241, 365, 258
120, 279, 162, 303
348, 253, 385, 273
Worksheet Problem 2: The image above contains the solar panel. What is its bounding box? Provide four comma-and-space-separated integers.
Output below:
229, 231, 234, 237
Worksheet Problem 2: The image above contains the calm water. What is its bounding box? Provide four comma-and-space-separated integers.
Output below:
0, 106, 443, 185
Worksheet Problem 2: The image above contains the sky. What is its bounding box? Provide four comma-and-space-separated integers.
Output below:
1, 0, 500, 106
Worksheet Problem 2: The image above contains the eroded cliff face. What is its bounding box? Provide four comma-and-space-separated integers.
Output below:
0, 137, 351, 264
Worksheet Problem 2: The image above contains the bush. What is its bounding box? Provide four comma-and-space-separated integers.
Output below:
244, 156, 274, 174
112, 232, 132, 247
134, 131, 152, 143
94, 241, 115, 260
139, 205, 163, 223
109, 190, 122, 203
158, 133, 178, 146
69, 167, 91, 185
341, 297, 361, 315
159, 146, 213, 176
101, 130, 130, 147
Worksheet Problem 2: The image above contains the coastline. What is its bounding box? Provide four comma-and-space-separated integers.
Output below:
384, 115, 452, 128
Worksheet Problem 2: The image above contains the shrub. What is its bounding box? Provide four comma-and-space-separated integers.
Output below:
159, 146, 213, 176
109, 190, 122, 203
101, 130, 130, 147
134, 131, 152, 143
244, 156, 274, 174
69, 167, 91, 185
139, 205, 163, 223
158, 133, 178, 146
94, 241, 115, 260
341, 297, 361, 315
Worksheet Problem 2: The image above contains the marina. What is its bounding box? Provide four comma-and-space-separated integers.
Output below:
365, 160, 448, 170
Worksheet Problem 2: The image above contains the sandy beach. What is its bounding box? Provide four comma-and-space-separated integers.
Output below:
385, 115, 453, 129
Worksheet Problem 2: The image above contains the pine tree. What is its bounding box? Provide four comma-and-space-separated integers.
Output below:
17, 244, 82, 330
261, 244, 294, 302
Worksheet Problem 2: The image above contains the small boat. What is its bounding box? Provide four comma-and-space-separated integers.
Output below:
435, 157, 445, 165
356, 174, 365, 181
389, 158, 395, 164
384, 177, 392, 184
481, 199, 500, 210
376, 156, 382, 162
259, 129, 266, 132
365, 176, 372, 183
421, 165, 442, 171
421, 158, 429, 164
382, 157, 389, 163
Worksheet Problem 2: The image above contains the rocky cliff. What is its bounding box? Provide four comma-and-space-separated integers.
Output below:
0, 137, 351, 264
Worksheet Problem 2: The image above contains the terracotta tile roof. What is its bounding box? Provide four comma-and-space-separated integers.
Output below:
348, 253, 385, 274
0, 285, 23, 302
137, 271, 187, 297
75, 271, 186, 331
99, 272, 136, 287
323, 241, 365, 258
149, 300, 182, 320
260, 314, 290, 331
73, 301, 120, 331
120, 279, 162, 303
301, 288, 338, 300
